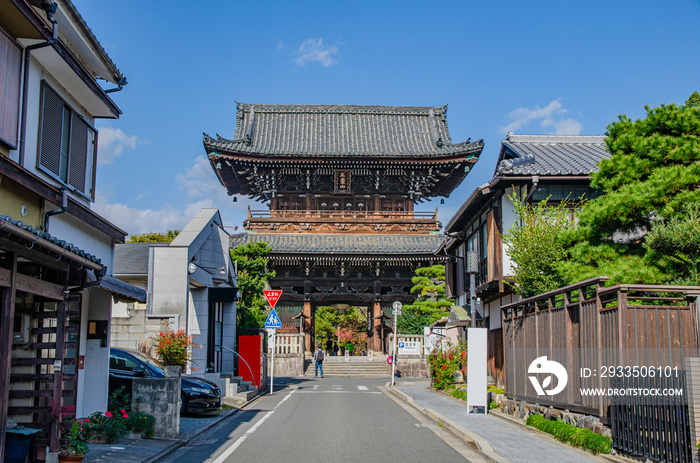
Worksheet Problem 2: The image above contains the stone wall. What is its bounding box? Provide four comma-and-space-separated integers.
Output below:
396, 356, 429, 378
499, 398, 611, 438
132, 366, 181, 438
269, 353, 304, 377
111, 304, 171, 354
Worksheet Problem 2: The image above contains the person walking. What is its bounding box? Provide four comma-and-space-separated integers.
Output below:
325, 338, 333, 356
333, 342, 339, 356
314, 344, 325, 377
346, 341, 354, 357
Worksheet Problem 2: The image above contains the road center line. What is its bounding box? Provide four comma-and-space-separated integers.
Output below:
211, 410, 275, 463
274, 388, 296, 410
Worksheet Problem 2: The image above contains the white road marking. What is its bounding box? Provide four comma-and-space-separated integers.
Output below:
210, 410, 275, 463
274, 388, 296, 410
333, 385, 343, 390
357, 385, 368, 391
297, 391, 382, 394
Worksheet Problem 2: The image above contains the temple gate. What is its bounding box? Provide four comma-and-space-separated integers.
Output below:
204, 103, 483, 352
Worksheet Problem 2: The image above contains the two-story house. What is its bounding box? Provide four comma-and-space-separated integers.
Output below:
0, 0, 143, 456
442, 133, 610, 385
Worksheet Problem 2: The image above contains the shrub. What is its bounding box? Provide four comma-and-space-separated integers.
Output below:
61, 420, 89, 457
154, 329, 199, 370
428, 341, 467, 390
449, 388, 467, 401
84, 410, 127, 443
487, 385, 505, 395
526, 414, 612, 454
127, 412, 156, 438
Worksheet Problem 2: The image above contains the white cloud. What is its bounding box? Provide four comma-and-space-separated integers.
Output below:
293, 38, 339, 67
96, 127, 138, 164
501, 99, 583, 135
93, 156, 259, 236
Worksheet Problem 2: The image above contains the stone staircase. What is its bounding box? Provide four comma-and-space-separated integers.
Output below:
304, 356, 393, 377
203, 373, 259, 404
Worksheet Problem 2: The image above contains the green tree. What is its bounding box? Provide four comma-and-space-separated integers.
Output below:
315, 305, 367, 352
561, 93, 700, 285
645, 204, 700, 285
501, 193, 572, 298
397, 265, 453, 334
127, 230, 180, 243
230, 242, 276, 331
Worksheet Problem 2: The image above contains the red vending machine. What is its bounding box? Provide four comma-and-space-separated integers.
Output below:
238, 334, 262, 388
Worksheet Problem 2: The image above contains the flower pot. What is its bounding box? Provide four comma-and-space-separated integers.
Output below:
58, 455, 84, 462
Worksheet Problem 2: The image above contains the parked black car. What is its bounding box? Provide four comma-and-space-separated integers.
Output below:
109, 348, 222, 414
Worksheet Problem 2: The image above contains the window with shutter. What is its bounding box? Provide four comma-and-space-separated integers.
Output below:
38, 81, 97, 199
0, 31, 22, 149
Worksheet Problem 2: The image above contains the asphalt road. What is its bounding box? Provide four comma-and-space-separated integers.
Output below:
161, 377, 486, 463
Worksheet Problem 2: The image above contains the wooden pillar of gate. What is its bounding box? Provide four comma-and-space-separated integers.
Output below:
50, 297, 68, 452
303, 301, 312, 354
0, 252, 17, 459
371, 302, 382, 353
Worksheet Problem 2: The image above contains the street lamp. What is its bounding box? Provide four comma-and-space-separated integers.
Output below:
465, 251, 479, 328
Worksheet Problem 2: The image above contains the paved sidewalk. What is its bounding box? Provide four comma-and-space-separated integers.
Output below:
393, 384, 606, 463
83, 409, 240, 462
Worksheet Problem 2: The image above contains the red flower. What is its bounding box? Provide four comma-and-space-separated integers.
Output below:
442, 364, 447, 370
105, 411, 113, 418
122, 413, 129, 418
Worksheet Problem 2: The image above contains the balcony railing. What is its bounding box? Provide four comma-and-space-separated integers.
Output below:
248, 209, 437, 220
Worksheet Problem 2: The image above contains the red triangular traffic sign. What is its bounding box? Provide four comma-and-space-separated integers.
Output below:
263, 289, 283, 309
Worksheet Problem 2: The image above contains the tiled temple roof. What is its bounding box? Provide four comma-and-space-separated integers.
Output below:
204, 103, 483, 158
230, 233, 444, 255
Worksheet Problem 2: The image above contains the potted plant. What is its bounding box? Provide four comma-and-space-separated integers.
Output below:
59, 420, 88, 462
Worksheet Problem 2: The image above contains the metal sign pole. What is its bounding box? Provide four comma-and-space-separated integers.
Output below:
391, 301, 401, 386
270, 329, 275, 394
391, 310, 397, 386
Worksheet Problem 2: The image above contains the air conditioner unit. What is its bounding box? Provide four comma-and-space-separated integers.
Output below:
13, 313, 30, 344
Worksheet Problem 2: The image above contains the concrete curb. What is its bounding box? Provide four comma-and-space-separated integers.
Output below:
385, 384, 510, 463
141, 391, 263, 463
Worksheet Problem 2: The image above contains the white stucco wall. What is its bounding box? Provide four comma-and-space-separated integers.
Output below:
77, 287, 113, 417
17, 56, 94, 209
501, 186, 521, 278
149, 246, 189, 321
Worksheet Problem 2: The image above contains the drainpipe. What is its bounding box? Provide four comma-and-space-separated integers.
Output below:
43, 187, 67, 232
18, 2, 58, 167
104, 76, 128, 94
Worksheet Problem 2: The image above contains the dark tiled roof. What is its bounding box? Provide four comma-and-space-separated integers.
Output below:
230, 233, 444, 255
98, 275, 147, 303
204, 103, 483, 158
445, 134, 610, 233
114, 243, 168, 275
0, 215, 102, 266
495, 133, 609, 176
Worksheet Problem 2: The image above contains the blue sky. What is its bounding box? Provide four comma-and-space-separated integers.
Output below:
72, 0, 700, 236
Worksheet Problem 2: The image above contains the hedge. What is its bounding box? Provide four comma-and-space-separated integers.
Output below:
526, 414, 612, 455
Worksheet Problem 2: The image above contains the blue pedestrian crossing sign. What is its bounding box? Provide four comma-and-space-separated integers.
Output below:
265, 309, 282, 329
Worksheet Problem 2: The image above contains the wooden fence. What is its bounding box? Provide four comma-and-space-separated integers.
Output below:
610, 372, 692, 463
501, 277, 700, 421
